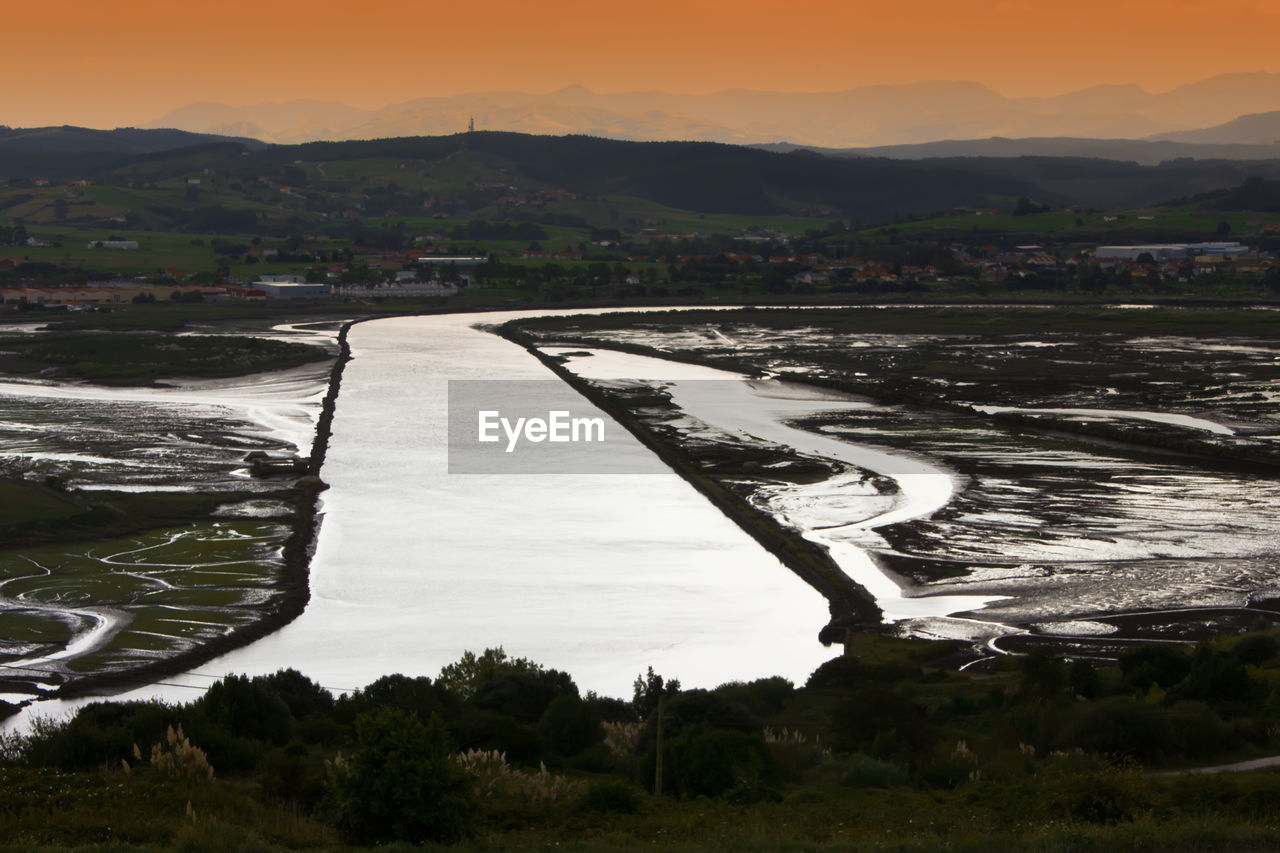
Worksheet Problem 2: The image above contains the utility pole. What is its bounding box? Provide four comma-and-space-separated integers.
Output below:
654, 694, 665, 797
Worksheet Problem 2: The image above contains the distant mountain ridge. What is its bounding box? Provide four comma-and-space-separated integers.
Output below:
1150, 110, 1280, 145
146, 73, 1280, 149
759, 138, 1280, 167
0, 125, 265, 155
8, 130, 1280, 226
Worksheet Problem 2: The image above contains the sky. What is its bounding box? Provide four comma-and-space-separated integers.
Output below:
6, 0, 1280, 128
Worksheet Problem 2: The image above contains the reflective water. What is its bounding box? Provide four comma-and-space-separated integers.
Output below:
4, 310, 834, 730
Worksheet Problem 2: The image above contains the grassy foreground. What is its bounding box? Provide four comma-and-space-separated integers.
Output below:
5, 635, 1280, 852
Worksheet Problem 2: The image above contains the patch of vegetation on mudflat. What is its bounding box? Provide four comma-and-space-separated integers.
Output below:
0, 485, 285, 549
0, 332, 330, 385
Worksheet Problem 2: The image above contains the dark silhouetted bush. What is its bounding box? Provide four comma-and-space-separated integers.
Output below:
328, 708, 474, 845
539, 695, 603, 757
1119, 645, 1191, 692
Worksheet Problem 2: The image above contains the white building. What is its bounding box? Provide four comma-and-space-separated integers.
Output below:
252, 281, 332, 299
416, 256, 486, 266
1096, 242, 1251, 261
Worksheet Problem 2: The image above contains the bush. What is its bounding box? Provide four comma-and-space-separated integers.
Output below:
1057, 696, 1173, 761
1019, 647, 1067, 700
1171, 643, 1261, 705
660, 689, 760, 738
1119, 645, 1190, 692
805, 656, 918, 689
1233, 634, 1280, 666
14, 700, 175, 770
327, 708, 475, 845
337, 673, 453, 724
578, 780, 642, 814
250, 669, 333, 720
1069, 659, 1103, 699
713, 677, 794, 717
450, 709, 544, 762
260, 742, 328, 811
838, 753, 908, 789
470, 668, 579, 723
193, 674, 293, 746
1044, 768, 1149, 824
827, 686, 934, 760
539, 696, 604, 757
1165, 701, 1236, 759
664, 725, 778, 801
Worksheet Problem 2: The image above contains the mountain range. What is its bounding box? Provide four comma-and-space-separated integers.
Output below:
145, 74, 1280, 151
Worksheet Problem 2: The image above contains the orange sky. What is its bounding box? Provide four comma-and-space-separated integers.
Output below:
6, 0, 1280, 127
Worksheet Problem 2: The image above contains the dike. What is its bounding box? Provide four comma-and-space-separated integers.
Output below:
498, 323, 883, 644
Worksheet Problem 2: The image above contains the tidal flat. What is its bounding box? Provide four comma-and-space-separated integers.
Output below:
0, 321, 337, 700
513, 306, 1280, 664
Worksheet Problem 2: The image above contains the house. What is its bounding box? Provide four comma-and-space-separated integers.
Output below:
251, 281, 332, 299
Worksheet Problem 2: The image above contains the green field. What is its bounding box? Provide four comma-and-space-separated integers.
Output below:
0, 480, 81, 526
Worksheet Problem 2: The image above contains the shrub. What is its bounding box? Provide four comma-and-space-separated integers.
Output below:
578, 780, 641, 814
1019, 647, 1067, 700
470, 668, 579, 723
12, 701, 165, 770
327, 708, 474, 845
660, 689, 760, 738
338, 673, 453, 723
259, 742, 328, 811
149, 725, 214, 784
1044, 767, 1149, 824
664, 725, 779, 801
450, 709, 544, 761
1069, 658, 1103, 699
1056, 696, 1173, 761
193, 674, 293, 746
713, 677, 795, 717
1171, 643, 1261, 705
539, 696, 604, 756
839, 752, 909, 788
805, 656, 917, 689
827, 686, 934, 760
1119, 644, 1190, 692
602, 720, 646, 757
1233, 634, 1280, 666
250, 669, 333, 720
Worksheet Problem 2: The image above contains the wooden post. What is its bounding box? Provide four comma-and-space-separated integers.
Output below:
654, 693, 665, 797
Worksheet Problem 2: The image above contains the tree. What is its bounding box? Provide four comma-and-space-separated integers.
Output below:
193, 674, 292, 745
328, 708, 474, 845
633, 667, 680, 719
539, 695, 604, 756
437, 646, 543, 700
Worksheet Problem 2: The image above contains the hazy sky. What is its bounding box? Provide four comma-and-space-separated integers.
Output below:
7, 0, 1280, 127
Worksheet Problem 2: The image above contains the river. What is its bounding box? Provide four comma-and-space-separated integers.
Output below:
4, 309, 844, 728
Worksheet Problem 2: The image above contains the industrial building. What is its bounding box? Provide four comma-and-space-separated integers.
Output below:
1096, 243, 1252, 261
